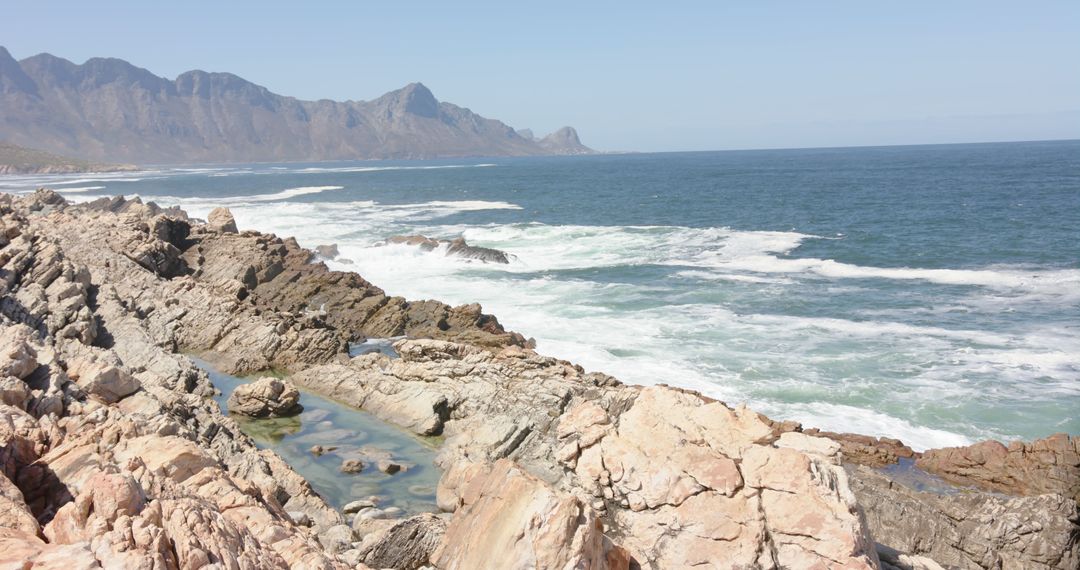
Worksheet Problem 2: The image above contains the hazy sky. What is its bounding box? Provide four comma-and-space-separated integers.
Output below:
3, 1, 1078, 151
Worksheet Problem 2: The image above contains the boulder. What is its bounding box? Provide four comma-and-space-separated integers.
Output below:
314, 244, 339, 259
65, 358, 140, 403
207, 207, 238, 233
226, 376, 303, 418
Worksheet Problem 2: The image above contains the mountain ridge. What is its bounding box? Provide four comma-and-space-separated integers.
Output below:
0, 46, 593, 164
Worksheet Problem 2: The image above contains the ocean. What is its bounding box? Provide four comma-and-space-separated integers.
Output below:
4, 139, 1077, 451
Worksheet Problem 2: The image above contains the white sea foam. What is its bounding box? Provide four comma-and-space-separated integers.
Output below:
53, 186, 106, 193
297, 163, 496, 174
244, 185, 346, 202
695, 253, 1080, 292
750, 401, 977, 451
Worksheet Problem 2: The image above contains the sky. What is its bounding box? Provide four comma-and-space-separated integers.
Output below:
2, 1, 1078, 152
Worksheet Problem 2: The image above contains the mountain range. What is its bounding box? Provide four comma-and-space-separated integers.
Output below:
0, 46, 592, 164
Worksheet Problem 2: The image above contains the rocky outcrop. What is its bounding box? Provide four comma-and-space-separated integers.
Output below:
802, 428, 918, 468
5, 190, 1077, 570
849, 465, 1079, 570
385, 234, 512, 264
916, 434, 1080, 503
295, 341, 881, 568
0, 193, 351, 568
315, 243, 340, 259
227, 377, 303, 418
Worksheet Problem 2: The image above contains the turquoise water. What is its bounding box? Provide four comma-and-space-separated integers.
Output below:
5, 140, 1078, 449
194, 358, 440, 513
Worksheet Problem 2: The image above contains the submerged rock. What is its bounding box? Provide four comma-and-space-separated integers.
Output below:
226, 376, 303, 418
340, 459, 364, 474
384, 234, 512, 264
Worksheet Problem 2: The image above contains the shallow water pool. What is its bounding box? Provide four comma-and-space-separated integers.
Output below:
193, 357, 441, 514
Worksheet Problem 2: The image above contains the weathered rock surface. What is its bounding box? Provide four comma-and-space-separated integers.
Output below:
385, 234, 513, 264
431, 459, 611, 569
850, 465, 1079, 570
0, 193, 348, 568
6, 190, 1077, 570
227, 376, 303, 418
296, 341, 881, 568
207, 206, 239, 233
916, 433, 1080, 503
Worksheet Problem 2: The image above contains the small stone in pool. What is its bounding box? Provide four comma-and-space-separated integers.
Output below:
340, 459, 363, 473
377, 460, 405, 474
343, 499, 377, 514
311, 444, 338, 456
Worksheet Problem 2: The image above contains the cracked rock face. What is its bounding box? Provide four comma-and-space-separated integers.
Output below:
5, 190, 1077, 570
297, 341, 881, 568
849, 465, 1079, 570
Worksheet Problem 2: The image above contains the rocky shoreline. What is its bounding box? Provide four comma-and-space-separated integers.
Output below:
1, 189, 1076, 569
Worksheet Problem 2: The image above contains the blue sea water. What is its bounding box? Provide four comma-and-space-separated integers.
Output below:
4, 139, 1078, 450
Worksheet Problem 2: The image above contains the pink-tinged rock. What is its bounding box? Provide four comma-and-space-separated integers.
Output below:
0, 528, 100, 569
66, 358, 139, 403
431, 458, 614, 570
114, 435, 217, 483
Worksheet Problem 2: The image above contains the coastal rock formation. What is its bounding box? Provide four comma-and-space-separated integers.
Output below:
227, 376, 303, 418
4, 189, 1077, 569
385, 234, 513, 264
849, 466, 1079, 569
315, 244, 340, 259
916, 433, 1080, 502
294, 341, 881, 568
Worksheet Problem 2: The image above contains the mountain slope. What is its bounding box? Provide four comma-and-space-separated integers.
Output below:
0, 46, 592, 163
0, 141, 137, 174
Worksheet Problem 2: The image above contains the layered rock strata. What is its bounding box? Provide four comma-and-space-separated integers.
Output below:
2, 189, 1076, 569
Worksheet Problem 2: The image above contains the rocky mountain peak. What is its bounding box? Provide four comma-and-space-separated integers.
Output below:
0, 46, 38, 95
383, 81, 440, 118
539, 126, 591, 155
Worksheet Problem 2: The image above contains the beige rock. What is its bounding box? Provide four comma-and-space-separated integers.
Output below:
227, 376, 303, 418
115, 435, 218, 483
431, 459, 610, 570
207, 206, 239, 233
66, 357, 140, 403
